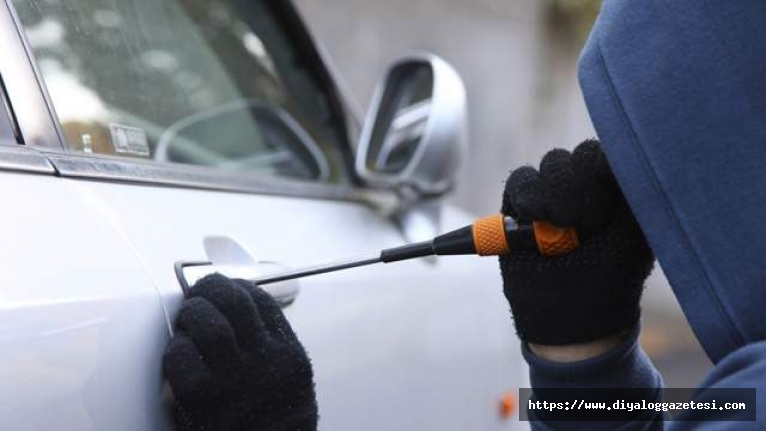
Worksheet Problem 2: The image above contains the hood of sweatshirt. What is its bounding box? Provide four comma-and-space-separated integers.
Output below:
578, 0, 766, 363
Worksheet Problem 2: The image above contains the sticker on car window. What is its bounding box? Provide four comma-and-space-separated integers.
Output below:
109, 123, 150, 157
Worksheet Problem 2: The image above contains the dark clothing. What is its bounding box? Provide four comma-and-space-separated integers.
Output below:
526, 326, 766, 429
580, 0, 766, 362
526, 0, 766, 428
164, 274, 317, 431
500, 141, 653, 345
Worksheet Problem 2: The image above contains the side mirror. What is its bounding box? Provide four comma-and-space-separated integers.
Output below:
355, 54, 467, 196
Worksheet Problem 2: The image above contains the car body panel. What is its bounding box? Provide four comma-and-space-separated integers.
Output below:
0, 172, 171, 430
71, 177, 525, 430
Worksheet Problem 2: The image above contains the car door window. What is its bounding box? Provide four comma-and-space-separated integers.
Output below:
11, 0, 348, 182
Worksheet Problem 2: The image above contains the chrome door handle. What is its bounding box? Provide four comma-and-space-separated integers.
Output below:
174, 236, 300, 307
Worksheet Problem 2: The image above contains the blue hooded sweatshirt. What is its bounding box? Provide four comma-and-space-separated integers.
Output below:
525, 0, 766, 428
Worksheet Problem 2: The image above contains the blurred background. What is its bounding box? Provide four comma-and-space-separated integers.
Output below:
294, 0, 711, 387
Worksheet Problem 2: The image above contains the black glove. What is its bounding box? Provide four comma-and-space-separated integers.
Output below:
163, 274, 317, 431
499, 139, 654, 345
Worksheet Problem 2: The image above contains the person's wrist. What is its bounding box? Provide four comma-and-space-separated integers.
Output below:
528, 331, 626, 363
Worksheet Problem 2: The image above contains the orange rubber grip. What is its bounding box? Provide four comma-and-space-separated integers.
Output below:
471, 215, 579, 257
472, 214, 510, 256
532, 221, 579, 257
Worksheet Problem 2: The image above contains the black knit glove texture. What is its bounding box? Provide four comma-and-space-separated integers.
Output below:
500, 139, 654, 345
163, 274, 317, 431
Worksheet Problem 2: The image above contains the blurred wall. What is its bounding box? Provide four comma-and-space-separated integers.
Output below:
294, 0, 595, 216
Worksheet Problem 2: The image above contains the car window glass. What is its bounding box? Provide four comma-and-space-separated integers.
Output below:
11, 0, 348, 182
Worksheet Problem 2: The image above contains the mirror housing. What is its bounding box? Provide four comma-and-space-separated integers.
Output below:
356, 54, 467, 197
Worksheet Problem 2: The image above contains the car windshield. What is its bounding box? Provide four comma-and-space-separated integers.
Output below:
11, 0, 349, 182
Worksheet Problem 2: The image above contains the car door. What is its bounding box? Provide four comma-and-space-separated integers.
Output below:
0, 160, 174, 431
3, 0, 527, 430
0, 4, 174, 431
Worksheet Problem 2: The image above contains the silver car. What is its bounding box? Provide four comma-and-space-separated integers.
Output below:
0, 0, 526, 429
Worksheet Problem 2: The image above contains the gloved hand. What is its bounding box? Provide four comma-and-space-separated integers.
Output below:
163, 274, 317, 431
500, 139, 654, 346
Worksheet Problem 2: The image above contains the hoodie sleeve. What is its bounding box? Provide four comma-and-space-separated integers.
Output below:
523, 330, 765, 430
522, 325, 665, 430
